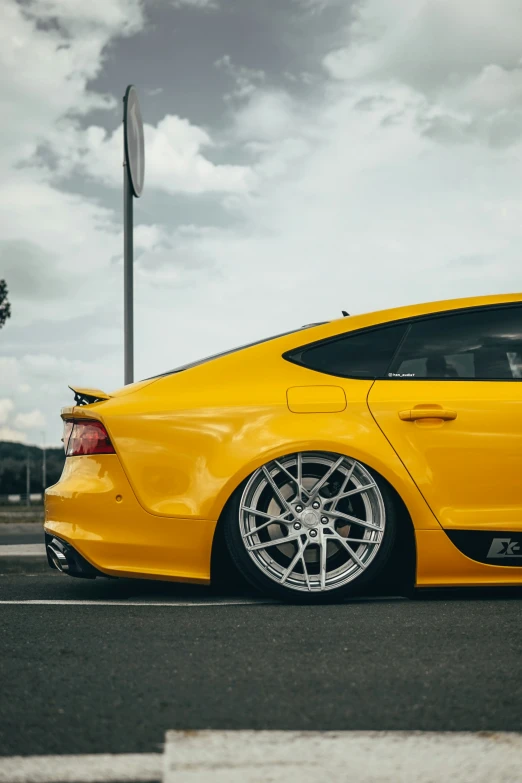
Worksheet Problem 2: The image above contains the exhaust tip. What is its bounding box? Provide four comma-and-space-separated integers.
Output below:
46, 540, 69, 573
45, 534, 101, 579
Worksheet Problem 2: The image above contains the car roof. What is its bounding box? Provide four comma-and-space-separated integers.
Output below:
336, 292, 522, 326
272, 292, 522, 357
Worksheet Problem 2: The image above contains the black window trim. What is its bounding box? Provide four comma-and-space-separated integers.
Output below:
282, 301, 522, 382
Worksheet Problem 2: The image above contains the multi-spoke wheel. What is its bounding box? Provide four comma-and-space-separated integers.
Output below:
224, 451, 396, 600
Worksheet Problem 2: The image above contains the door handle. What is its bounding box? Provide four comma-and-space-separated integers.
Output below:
399, 406, 457, 422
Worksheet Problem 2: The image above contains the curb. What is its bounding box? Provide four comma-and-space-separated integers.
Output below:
0, 545, 50, 575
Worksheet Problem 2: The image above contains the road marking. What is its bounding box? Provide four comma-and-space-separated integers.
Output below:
0, 598, 276, 607
0, 544, 45, 556
0, 595, 405, 606
0, 753, 161, 783
2, 732, 520, 782
164, 730, 522, 783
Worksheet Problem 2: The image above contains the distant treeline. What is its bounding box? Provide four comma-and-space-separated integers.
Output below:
0, 441, 64, 495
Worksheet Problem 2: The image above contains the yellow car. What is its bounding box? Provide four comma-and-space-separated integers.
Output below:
45, 292, 522, 601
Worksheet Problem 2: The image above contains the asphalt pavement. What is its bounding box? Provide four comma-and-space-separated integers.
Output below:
1, 571, 522, 759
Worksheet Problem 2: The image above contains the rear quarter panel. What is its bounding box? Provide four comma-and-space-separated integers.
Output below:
98, 339, 441, 531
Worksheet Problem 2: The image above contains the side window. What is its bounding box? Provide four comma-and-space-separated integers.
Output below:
388, 306, 522, 380
286, 324, 406, 379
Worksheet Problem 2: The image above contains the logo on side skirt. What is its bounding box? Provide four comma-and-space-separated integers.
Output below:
487, 538, 522, 558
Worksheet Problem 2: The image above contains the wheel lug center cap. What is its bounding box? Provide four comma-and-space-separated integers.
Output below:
301, 509, 319, 528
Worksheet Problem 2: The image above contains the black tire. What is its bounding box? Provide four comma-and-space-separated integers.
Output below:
223, 452, 398, 603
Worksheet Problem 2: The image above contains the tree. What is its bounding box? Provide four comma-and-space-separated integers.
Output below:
0, 280, 11, 330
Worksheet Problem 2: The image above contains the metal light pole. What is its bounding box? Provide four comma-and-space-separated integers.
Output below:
42, 431, 47, 495
123, 85, 145, 385
123, 158, 134, 384
26, 450, 31, 507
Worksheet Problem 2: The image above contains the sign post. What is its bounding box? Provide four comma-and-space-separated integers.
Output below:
123, 85, 145, 385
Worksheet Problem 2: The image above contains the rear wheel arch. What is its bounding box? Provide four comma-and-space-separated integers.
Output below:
209, 439, 418, 523
210, 449, 416, 597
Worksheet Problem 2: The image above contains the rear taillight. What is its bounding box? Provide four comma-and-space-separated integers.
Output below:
64, 420, 115, 457
62, 420, 74, 453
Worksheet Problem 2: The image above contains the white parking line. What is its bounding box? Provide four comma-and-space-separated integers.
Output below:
0, 544, 45, 556
164, 730, 522, 783
0, 753, 161, 783
0, 598, 276, 607
0, 596, 405, 606
2, 732, 521, 782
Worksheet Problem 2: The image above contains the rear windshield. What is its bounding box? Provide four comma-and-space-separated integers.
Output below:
150, 322, 328, 379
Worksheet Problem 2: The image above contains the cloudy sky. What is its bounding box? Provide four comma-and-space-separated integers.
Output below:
2, 0, 522, 447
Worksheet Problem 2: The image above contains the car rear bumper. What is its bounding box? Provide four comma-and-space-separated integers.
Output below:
46, 533, 104, 578
44, 454, 216, 584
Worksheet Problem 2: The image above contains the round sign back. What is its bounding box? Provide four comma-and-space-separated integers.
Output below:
123, 85, 145, 198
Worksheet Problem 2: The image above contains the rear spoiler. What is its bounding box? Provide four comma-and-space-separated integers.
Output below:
68, 386, 112, 406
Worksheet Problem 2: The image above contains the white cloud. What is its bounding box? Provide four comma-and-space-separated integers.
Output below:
0, 399, 38, 444
0, 172, 121, 326
324, 0, 522, 91
0, 0, 155, 442
323, 0, 522, 147
292, 0, 345, 11
57, 117, 255, 195
215, 55, 266, 101
233, 90, 297, 142
1, 1, 250, 199
0, 427, 27, 444
0, 0, 139, 357
134, 224, 167, 252
171, 0, 219, 8
0, 0, 250, 338
0, 0, 142, 168
0, 399, 14, 425
14, 410, 47, 430
23, 0, 145, 32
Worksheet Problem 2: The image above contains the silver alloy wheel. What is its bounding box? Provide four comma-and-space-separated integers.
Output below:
239, 452, 386, 593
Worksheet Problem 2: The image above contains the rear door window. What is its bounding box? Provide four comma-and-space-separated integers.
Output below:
388, 306, 522, 380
